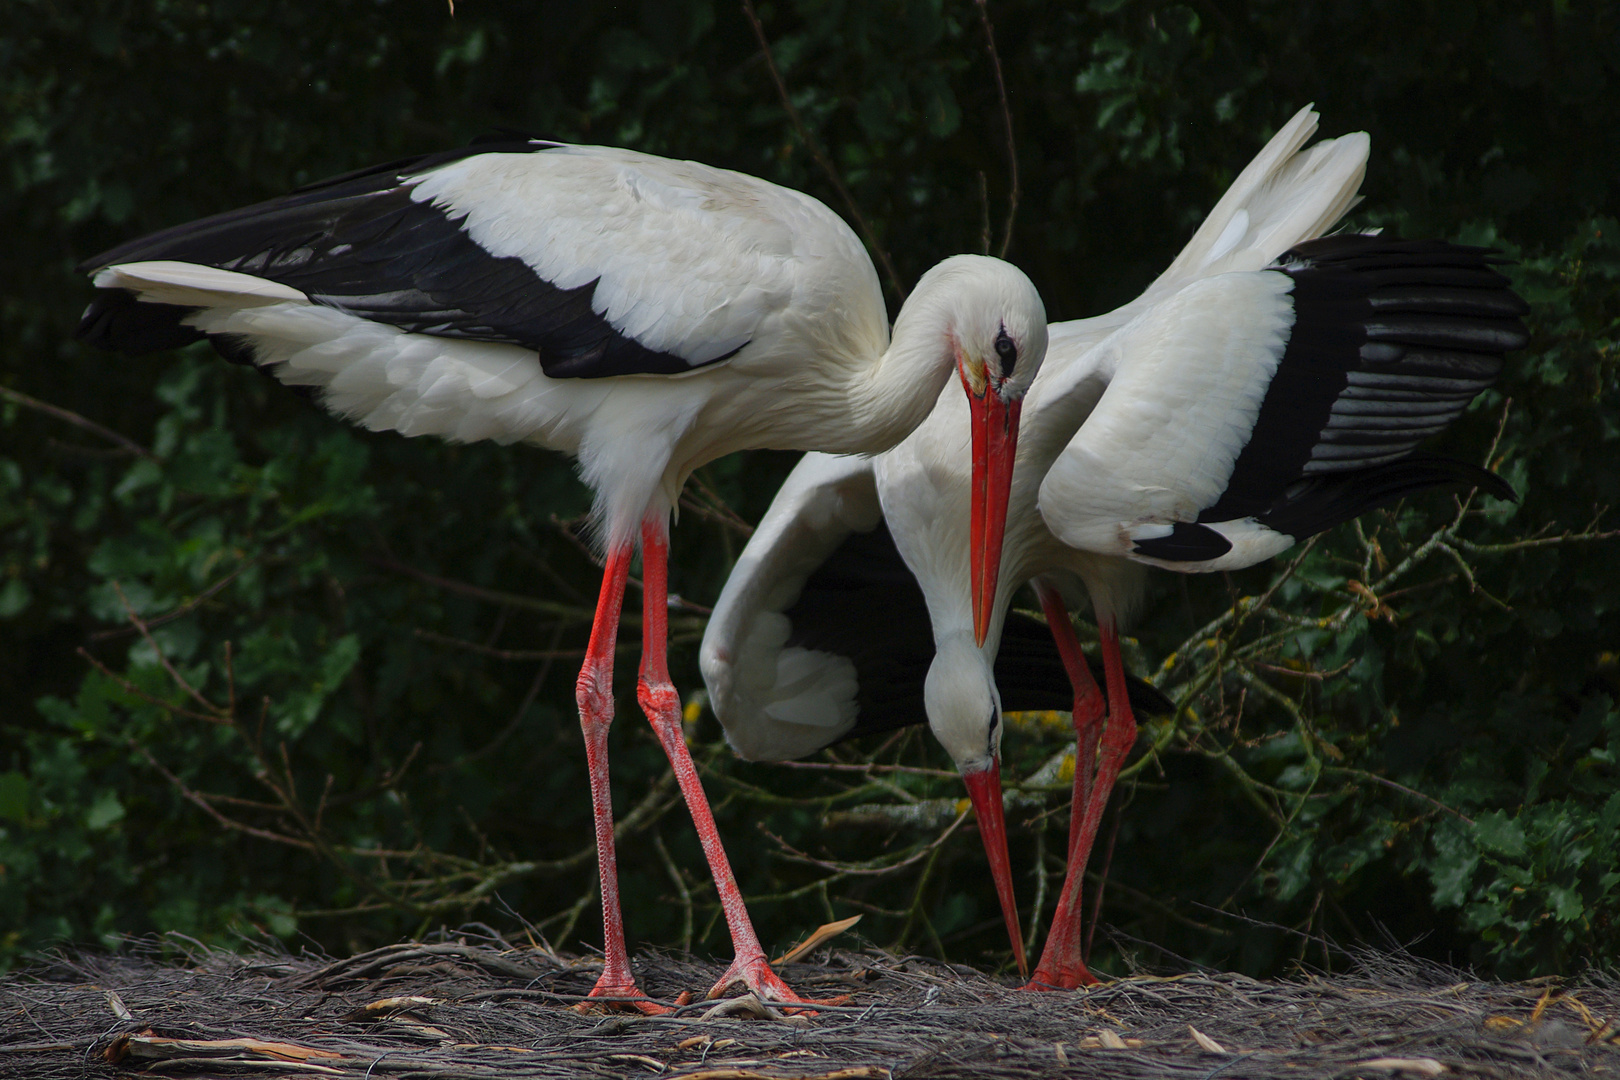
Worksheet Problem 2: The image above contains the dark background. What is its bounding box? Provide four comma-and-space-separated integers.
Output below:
2, 0, 1617, 979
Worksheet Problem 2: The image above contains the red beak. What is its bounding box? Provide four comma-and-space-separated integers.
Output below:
967, 381, 1021, 647
962, 760, 1028, 978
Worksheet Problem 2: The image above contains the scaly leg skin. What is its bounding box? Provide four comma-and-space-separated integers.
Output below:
636, 520, 846, 1010
1028, 611, 1136, 991
1026, 582, 1106, 990
1033, 580, 1105, 839
576, 545, 671, 1015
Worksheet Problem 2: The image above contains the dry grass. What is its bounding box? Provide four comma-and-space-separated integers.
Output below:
3, 935, 1617, 1079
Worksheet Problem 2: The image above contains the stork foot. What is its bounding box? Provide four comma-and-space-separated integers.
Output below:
573, 972, 674, 1015
706, 953, 850, 1012
1023, 962, 1101, 991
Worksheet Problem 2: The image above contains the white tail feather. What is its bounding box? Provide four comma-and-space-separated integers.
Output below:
1143, 104, 1369, 300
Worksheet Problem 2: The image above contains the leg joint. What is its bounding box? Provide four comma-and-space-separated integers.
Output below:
577, 664, 615, 727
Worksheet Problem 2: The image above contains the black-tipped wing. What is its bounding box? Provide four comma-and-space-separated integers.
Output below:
77, 142, 660, 367
1043, 235, 1527, 569
77, 140, 880, 380
1201, 236, 1527, 521
703, 452, 1169, 762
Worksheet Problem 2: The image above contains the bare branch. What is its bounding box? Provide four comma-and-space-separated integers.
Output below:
130, 741, 316, 851
367, 552, 604, 623
109, 581, 220, 715
1454, 524, 1620, 555
90, 563, 253, 641
740, 0, 906, 301
1485, 395, 1513, 470
75, 647, 227, 726
775, 759, 959, 780
974, 0, 1019, 257
683, 470, 757, 537
653, 832, 695, 954
760, 810, 970, 876
412, 626, 597, 661
1325, 766, 1476, 826
427, 625, 566, 774
973, 172, 991, 256
0, 384, 161, 461
1434, 542, 1513, 610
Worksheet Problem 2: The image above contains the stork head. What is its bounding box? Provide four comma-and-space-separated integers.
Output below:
924, 635, 1027, 978
918, 256, 1048, 648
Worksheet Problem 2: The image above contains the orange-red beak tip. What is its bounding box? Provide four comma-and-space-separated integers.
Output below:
962, 761, 1027, 979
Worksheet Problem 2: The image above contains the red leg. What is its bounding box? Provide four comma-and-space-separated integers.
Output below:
576, 545, 668, 1014
1066, 619, 1138, 984
1028, 609, 1137, 990
1033, 581, 1105, 842
1091, 619, 1139, 848
1027, 581, 1108, 989
635, 520, 840, 1008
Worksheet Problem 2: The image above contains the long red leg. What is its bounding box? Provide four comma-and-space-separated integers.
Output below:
635, 520, 838, 1008
576, 544, 667, 1013
1043, 616, 1138, 989
1033, 581, 1105, 845
1027, 581, 1108, 989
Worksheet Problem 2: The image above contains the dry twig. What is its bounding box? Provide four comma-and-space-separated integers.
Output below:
740, 0, 906, 301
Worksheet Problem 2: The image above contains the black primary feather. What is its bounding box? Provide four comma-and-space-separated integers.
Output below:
1137, 235, 1526, 562
75, 140, 736, 379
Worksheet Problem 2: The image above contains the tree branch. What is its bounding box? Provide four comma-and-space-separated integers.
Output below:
0, 384, 161, 461
974, 0, 1019, 258
740, 0, 906, 301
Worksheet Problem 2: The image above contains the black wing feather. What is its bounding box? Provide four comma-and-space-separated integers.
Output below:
780, 523, 938, 738
1188, 236, 1526, 538
76, 139, 729, 379
1255, 452, 1515, 542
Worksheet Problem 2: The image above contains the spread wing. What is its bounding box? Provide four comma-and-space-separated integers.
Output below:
78, 140, 886, 381
1039, 236, 1528, 572
701, 453, 1168, 763
1024, 103, 1371, 460
701, 453, 887, 761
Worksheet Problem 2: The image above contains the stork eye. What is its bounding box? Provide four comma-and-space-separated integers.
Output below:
994, 328, 1017, 370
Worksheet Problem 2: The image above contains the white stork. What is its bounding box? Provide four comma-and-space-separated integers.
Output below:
705, 105, 1525, 986
75, 140, 1050, 1010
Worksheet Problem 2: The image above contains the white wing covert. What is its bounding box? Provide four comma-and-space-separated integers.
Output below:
78, 140, 886, 381
1023, 104, 1371, 453
1040, 236, 1529, 572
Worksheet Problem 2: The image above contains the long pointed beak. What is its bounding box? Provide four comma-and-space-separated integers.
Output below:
962, 760, 1028, 978
968, 384, 1021, 647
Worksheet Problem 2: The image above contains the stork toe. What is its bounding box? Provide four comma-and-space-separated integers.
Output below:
706, 953, 850, 1012
573, 978, 674, 1016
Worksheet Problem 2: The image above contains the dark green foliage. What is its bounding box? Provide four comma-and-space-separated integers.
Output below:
2, 0, 1618, 978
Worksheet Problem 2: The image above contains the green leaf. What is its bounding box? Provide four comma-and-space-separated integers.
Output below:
0, 772, 29, 823
1430, 822, 1480, 909
0, 579, 28, 618
84, 791, 125, 831
1474, 811, 1528, 859
1547, 885, 1584, 923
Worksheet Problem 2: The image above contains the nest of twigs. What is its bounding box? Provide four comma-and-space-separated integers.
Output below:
3, 934, 1617, 1079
